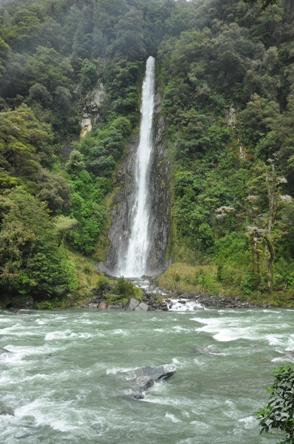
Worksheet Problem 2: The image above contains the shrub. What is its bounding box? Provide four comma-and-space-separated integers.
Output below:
258, 364, 294, 444
115, 277, 141, 299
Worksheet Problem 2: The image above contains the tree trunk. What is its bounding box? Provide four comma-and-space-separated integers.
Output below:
267, 164, 276, 234
251, 230, 260, 289
264, 234, 274, 295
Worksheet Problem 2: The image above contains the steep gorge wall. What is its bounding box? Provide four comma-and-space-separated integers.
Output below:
105, 133, 138, 274
146, 113, 171, 273
105, 91, 171, 276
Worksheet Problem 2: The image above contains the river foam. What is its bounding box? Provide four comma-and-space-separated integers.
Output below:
0, 308, 291, 444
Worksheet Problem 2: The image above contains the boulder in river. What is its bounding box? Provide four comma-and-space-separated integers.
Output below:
123, 364, 176, 399
133, 364, 177, 380
0, 348, 10, 355
0, 408, 14, 416
193, 345, 220, 355
134, 302, 149, 311
98, 301, 107, 310
125, 298, 149, 311
126, 298, 140, 311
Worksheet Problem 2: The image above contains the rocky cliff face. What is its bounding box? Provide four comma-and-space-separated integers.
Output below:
105, 134, 138, 274
105, 92, 171, 276
80, 82, 106, 137
146, 114, 171, 273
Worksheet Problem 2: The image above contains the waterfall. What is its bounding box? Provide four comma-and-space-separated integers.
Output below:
117, 56, 155, 277
104, 54, 170, 277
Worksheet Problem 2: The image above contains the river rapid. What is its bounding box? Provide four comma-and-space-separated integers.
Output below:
1, 307, 293, 443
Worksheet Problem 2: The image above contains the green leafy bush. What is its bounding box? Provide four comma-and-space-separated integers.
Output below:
0, 189, 76, 298
258, 364, 294, 443
115, 277, 141, 299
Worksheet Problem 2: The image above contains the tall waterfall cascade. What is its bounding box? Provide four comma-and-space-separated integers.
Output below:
104, 55, 170, 278
117, 56, 155, 277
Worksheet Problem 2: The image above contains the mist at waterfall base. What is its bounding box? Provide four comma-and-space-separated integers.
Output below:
116, 56, 155, 278
1, 307, 293, 443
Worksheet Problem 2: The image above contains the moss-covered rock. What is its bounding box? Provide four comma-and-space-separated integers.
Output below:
10, 296, 33, 309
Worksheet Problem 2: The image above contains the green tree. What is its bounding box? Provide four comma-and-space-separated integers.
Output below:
0, 37, 10, 74
79, 59, 98, 91
65, 169, 106, 255
110, 7, 146, 60
258, 364, 294, 443
54, 215, 77, 247
237, 161, 291, 294
2, 6, 41, 50
24, 46, 72, 92
36, 168, 71, 213
239, 93, 280, 151
0, 104, 54, 188
65, 150, 85, 174
243, 0, 281, 10
0, 189, 75, 298
27, 83, 52, 107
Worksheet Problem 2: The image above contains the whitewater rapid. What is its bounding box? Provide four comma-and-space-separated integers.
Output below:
0, 307, 292, 443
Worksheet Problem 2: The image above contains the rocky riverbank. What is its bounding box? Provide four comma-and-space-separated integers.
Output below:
81, 280, 170, 311
81, 278, 269, 311
0, 278, 271, 311
168, 292, 265, 309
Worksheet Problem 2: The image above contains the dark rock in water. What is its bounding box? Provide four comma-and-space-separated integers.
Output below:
0, 348, 10, 355
193, 345, 220, 355
286, 349, 294, 355
284, 349, 294, 360
133, 364, 176, 381
123, 364, 176, 400
127, 376, 155, 399
88, 303, 98, 308
0, 408, 14, 416
133, 376, 155, 390
179, 293, 194, 299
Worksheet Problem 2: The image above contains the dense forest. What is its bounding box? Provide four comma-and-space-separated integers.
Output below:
0, 0, 294, 308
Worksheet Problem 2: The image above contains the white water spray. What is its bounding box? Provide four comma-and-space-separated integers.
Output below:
118, 56, 155, 277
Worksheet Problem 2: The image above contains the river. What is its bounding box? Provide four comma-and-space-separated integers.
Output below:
1, 307, 292, 443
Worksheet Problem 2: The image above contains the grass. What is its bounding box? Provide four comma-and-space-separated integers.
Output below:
63, 248, 114, 307
157, 262, 294, 308
66, 248, 105, 289
157, 262, 222, 295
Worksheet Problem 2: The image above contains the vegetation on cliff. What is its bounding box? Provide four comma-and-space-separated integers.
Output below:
158, 0, 294, 306
0, 0, 294, 307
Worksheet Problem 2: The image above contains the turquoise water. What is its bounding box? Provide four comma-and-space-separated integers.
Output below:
1, 307, 293, 443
